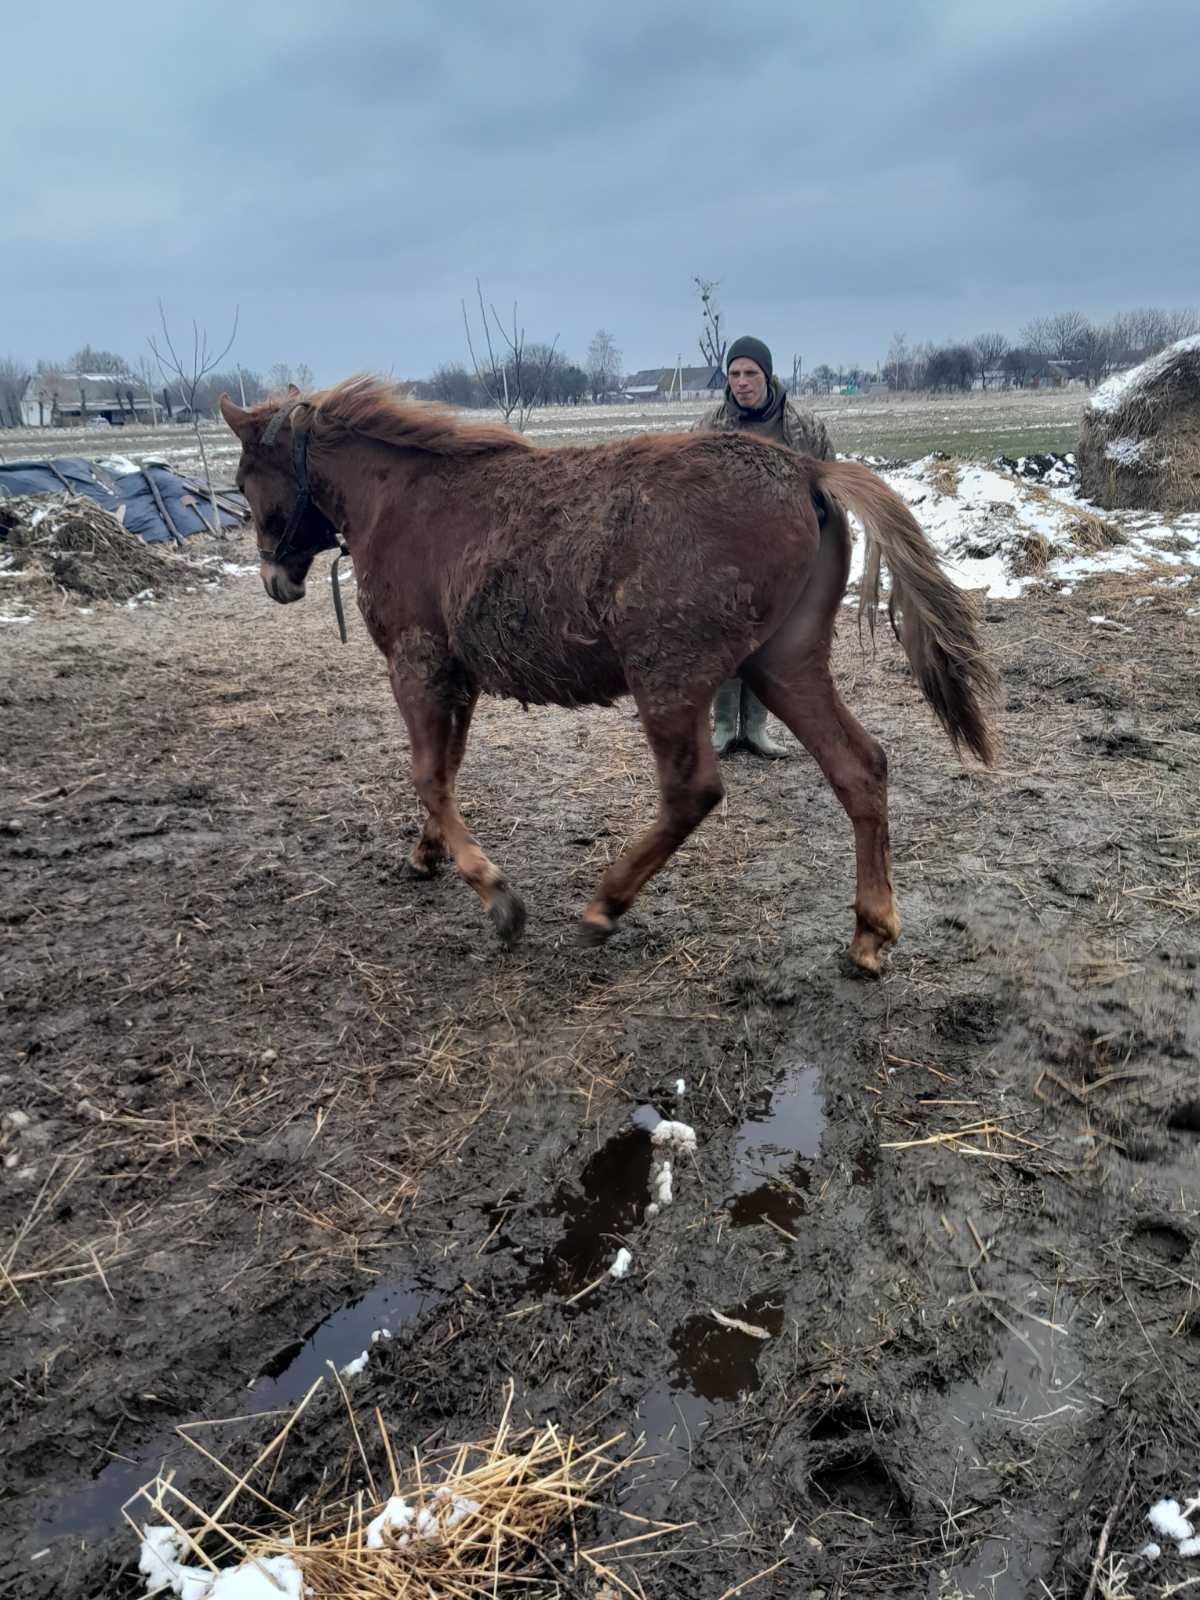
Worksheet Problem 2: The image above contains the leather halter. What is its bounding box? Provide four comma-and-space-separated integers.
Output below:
260, 399, 340, 566
261, 399, 351, 642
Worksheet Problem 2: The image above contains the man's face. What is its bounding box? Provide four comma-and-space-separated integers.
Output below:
728, 359, 768, 409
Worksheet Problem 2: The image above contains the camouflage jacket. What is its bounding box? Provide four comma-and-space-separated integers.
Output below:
693, 375, 833, 459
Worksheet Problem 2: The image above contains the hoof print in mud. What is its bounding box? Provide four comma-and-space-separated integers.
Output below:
808, 1397, 873, 1443
1167, 1098, 1200, 1134
1129, 1217, 1192, 1265
809, 1449, 905, 1527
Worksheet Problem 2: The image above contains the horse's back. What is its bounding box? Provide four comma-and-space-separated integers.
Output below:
444, 433, 823, 706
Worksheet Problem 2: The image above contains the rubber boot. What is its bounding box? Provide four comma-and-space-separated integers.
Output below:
712, 679, 742, 758
740, 684, 788, 759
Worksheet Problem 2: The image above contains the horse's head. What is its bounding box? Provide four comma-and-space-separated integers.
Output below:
220, 387, 338, 605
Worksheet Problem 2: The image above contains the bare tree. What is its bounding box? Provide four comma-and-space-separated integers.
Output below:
148, 301, 239, 534
1077, 323, 1112, 388
694, 277, 727, 370
1022, 311, 1088, 362
883, 332, 912, 391
131, 357, 160, 425
587, 328, 622, 402
0, 357, 29, 428
972, 332, 1009, 389
1163, 307, 1200, 343
423, 363, 482, 407
266, 362, 314, 394
925, 344, 976, 392
1001, 346, 1038, 388
1109, 306, 1200, 360
68, 345, 128, 375
462, 279, 559, 430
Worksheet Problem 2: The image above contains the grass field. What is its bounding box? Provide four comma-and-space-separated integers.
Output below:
0, 385, 1089, 479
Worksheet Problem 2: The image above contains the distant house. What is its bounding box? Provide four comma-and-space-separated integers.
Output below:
20, 373, 158, 428
1044, 359, 1087, 388
622, 366, 724, 402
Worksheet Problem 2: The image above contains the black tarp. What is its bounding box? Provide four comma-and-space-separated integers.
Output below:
0, 457, 247, 542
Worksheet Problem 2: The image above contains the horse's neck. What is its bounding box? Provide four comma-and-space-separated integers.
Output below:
319, 439, 416, 542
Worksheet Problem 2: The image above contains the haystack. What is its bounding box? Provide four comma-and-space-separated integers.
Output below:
1078, 336, 1200, 515
0, 493, 191, 604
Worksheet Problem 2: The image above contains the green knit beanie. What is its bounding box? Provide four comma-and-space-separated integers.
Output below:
726, 336, 773, 381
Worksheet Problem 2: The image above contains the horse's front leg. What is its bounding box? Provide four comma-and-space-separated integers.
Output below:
580, 699, 724, 943
407, 692, 478, 877
388, 662, 525, 946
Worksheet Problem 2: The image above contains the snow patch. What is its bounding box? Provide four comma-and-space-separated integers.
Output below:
839, 454, 1200, 602
609, 1247, 632, 1279
1104, 436, 1148, 467
645, 1118, 696, 1219
138, 1527, 307, 1599
364, 1487, 481, 1549
1090, 334, 1200, 416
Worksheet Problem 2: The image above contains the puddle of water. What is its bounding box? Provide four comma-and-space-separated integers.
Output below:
726, 1063, 825, 1230
621, 1379, 715, 1512
932, 1285, 1083, 1599
939, 1283, 1083, 1440
621, 1291, 786, 1515
670, 1291, 785, 1402
247, 1280, 436, 1407
524, 1128, 651, 1296
731, 1063, 825, 1190
727, 1181, 807, 1231
42, 1279, 436, 1542
930, 1525, 1055, 1600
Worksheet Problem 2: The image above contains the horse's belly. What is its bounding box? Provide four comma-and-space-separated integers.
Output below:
453, 608, 628, 708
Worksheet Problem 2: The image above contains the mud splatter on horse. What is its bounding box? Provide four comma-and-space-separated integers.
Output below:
221, 378, 996, 972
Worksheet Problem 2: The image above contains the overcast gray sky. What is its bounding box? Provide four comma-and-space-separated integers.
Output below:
5, 0, 1198, 383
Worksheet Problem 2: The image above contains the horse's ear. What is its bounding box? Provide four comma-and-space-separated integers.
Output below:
219, 394, 253, 436
286, 382, 301, 396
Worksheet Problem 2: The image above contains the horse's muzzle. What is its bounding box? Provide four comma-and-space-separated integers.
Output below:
260, 561, 306, 604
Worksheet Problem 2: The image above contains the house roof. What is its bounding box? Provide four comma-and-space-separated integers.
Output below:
624, 366, 723, 391
23, 373, 151, 407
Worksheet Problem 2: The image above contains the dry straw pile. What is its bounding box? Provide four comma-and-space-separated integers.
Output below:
1078, 336, 1200, 515
126, 1383, 680, 1599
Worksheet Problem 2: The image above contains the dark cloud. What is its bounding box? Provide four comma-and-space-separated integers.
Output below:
3, 0, 1197, 380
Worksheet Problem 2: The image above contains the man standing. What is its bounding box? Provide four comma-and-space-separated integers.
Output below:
695, 336, 834, 758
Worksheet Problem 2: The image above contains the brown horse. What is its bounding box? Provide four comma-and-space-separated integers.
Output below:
220, 378, 996, 973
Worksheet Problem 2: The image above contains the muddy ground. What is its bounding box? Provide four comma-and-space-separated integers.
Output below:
2, 549, 1199, 1599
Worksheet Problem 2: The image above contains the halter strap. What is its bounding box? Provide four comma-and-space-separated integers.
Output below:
262, 394, 303, 447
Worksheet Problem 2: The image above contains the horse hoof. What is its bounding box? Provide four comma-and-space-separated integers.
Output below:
842, 942, 884, 979
489, 884, 527, 948
406, 855, 439, 880
844, 940, 883, 979
578, 914, 615, 947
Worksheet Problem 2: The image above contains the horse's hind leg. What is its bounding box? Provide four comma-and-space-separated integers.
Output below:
742, 653, 899, 974
580, 700, 723, 943
390, 668, 525, 946
408, 692, 477, 877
